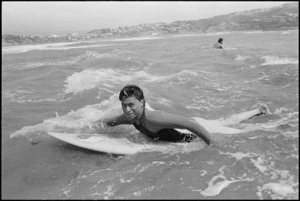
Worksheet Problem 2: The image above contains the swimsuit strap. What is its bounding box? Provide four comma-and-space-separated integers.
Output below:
133, 109, 157, 137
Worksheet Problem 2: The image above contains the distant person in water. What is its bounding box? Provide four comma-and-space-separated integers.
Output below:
213, 38, 223, 49
94, 85, 270, 146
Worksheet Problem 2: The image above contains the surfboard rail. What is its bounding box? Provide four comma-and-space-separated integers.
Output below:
48, 132, 155, 154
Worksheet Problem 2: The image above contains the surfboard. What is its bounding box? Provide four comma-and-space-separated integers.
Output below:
48, 132, 188, 155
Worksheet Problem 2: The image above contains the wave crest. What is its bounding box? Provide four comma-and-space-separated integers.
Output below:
64, 69, 199, 94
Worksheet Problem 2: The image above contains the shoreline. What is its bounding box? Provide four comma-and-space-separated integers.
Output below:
2, 29, 298, 48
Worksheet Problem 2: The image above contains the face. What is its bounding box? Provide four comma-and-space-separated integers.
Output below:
121, 96, 144, 121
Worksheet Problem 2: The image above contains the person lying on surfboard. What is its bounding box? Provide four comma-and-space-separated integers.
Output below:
94, 85, 271, 146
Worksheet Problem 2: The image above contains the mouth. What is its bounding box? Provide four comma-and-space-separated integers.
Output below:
126, 113, 135, 118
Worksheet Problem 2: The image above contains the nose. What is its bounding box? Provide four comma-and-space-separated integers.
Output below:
124, 106, 131, 112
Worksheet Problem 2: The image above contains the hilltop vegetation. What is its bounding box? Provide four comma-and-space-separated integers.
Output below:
2, 3, 298, 46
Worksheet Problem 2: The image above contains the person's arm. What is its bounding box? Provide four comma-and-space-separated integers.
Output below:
148, 111, 213, 145
185, 118, 213, 145
94, 113, 131, 128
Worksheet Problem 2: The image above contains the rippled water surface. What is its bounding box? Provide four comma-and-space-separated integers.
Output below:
2, 30, 298, 199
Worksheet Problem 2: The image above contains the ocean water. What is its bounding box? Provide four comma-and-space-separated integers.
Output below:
2, 30, 298, 199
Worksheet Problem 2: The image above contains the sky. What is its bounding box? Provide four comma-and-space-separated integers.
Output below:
2, 1, 293, 35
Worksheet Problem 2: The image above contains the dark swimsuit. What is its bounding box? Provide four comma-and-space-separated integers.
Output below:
133, 111, 195, 143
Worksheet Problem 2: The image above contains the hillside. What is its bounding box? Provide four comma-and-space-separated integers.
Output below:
186, 2, 298, 32
2, 3, 298, 46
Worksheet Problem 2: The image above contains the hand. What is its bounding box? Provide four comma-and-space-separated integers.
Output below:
92, 120, 106, 130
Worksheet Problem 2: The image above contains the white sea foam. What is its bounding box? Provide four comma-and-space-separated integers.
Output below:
251, 154, 298, 199
2, 43, 126, 54
199, 175, 253, 197
257, 171, 298, 199
273, 107, 289, 114
225, 150, 299, 199
257, 75, 270, 81
191, 165, 254, 197
205, 31, 231, 36
142, 140, 206, 154
263, 183, 296, 197
3, 89, 32, 103
245, 30, 263, 34
223, 47, 237, 50
3, 89, 71, 104
2, 42, 80, 54
171, 34, 204, 38
251, 157, 268, 173
19, 50, 124, 69
64, 69, 198, 94
261, 55, 298, 66
224, 151, 257, 160
235, 55, 252, 61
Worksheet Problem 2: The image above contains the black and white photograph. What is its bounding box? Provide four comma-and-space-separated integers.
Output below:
2, 1, 298, 199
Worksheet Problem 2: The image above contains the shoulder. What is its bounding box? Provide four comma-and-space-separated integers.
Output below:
145, 109, 191, 124
213, 43, 220, 48
104, 113, 131, 126
144, 109, 162, 120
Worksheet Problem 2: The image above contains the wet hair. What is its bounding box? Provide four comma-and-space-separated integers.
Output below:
119, 84, 144, 102
218, 38, 223, 43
